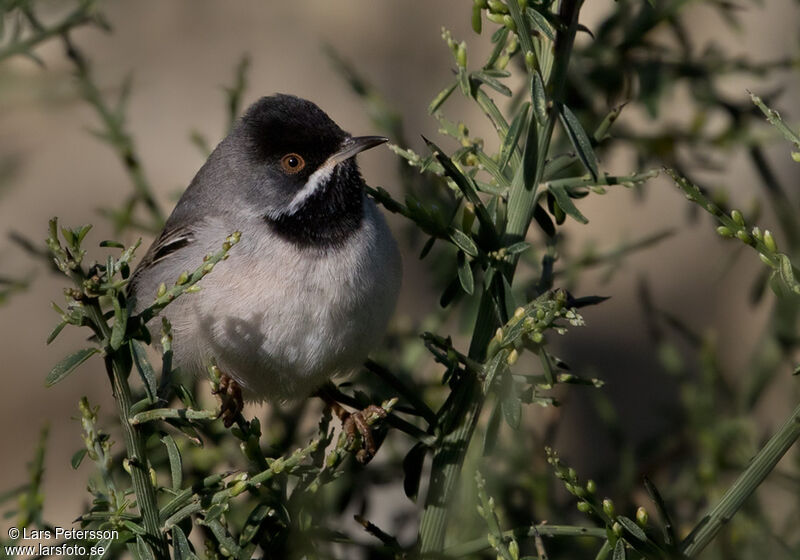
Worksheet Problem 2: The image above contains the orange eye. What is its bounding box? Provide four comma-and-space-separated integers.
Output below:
280, 153, 305, 174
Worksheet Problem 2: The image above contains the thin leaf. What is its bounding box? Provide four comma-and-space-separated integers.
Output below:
458, 67, 470, 97
526, 7, 556, 42
531, 73, 547, 126
482, 351, 508, 394
617, 516, 647, 542
90, 536, 114, 560
46, 321, 67, 345
131, 340, 158, 403
240, 504, 271, 553
428, 82, 458, 114
424, 137, 498, 246
485, 27, 510, 69
643, 476, 677, 546
134, 535, 155, 560
71, 448, 88, 469
402, 442, 426, 500
482, 402, 502, 456
613, 539, 627, 560
450, 228, 479, 257
419, 236, 436, 260
501, 386, 522, 429
548, 183, 588, 224
161, 435, 183, 490
533, 203, 555, 237
46, 347, 100, 387
457, 252, 475, 295
471, 71, 512, 97
559, 103, 600, 181
439, 275, 462, 308
539, 348, 556, 386
110, 296, 127, 350
776, 254, 800, 295
498, 103, 530, 171
172, 527, 199, 560
506, 241, 530, 255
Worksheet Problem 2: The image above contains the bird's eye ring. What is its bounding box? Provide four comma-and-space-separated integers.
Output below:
280, 153, 305, 174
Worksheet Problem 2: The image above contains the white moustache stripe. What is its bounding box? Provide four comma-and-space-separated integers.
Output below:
286, 161, 335, 215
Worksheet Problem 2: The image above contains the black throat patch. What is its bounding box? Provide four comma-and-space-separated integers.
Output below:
266, 164, 365, 249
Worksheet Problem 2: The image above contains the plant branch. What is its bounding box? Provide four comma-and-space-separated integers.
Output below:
680, 402, 800, 557
442, 523, 607, 557
418, 1, 585, 553
0, 1, 96, 63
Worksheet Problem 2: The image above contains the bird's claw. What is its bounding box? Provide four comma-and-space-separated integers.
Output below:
341, 404, 388, 464
213, 373, 243, 428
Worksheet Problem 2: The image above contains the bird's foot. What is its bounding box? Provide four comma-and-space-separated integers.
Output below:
340, 404, 388, 464
214, 373, 243, 428
315, 386, 391, 464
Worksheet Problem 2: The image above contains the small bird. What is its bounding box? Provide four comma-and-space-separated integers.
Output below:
129, 94, 401, 454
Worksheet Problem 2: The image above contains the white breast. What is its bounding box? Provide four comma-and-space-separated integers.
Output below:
161, 199, 401, 402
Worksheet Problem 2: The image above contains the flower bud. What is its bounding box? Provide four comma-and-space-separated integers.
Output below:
229, 480, 249, 497
763, 230, 777, 252
525, 51, 535, 71
456, 42, 467, 68
731, 209, 745, 226
506, 349, 519, 365
486, 12, 506, 24
488, 0, 508, 13
602, 498, 615, 518
636, 506, 649, 526
472, 2, 483, 33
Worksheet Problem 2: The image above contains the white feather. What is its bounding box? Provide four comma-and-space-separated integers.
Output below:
285, 161, 335, 215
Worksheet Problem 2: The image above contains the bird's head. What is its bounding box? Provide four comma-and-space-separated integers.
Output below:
233, 94, 386, 229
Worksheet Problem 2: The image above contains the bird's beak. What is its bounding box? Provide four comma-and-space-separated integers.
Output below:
328, 135, 388, 166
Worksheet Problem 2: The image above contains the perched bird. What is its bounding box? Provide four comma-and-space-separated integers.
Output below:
128, 94, 401, 455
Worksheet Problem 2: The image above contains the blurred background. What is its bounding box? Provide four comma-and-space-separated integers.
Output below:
1, 0, 799, 552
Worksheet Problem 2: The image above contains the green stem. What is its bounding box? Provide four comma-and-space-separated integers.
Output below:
443, 524, 607, 557
107, 353, 169, 558
129, 407, 219, 425
418, 291, 494, 553
84, 303, 168, 559
680, 402, 800, 557
417, 1, 584, 553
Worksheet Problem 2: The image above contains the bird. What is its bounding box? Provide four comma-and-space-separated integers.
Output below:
128, 94, 401, 458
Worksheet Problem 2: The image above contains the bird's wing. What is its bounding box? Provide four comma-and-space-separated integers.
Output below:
127, 225, 196, 296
